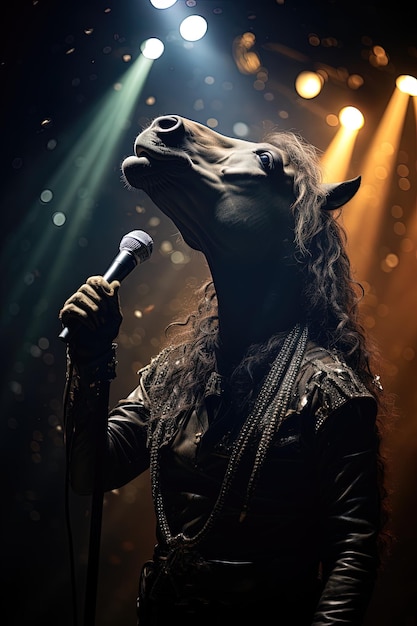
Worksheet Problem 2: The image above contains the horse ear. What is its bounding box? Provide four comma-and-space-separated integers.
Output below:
322, 175, 361, 210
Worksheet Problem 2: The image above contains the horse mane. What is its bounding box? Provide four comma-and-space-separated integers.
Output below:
269, 130, 374, 379
153, 129, 379, 403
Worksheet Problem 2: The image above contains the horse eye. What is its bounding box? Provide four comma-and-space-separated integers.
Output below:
258, 152, 274, 171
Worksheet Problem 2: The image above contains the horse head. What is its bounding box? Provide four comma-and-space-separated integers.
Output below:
121, 115, 361, 355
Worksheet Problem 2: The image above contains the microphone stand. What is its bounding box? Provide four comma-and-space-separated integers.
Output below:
83, 379, 111, 626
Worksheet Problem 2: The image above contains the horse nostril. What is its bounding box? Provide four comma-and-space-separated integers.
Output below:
151, 115, 184, 144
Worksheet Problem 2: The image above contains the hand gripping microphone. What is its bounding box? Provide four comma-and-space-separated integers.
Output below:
58, 230, 153, 342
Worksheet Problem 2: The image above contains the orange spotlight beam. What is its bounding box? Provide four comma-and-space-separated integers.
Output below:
341, 88, 410, 280
321, 125, 359, 183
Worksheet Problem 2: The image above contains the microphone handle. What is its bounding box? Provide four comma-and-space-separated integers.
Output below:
58, 325, 71, 342
102, 249, 137, 282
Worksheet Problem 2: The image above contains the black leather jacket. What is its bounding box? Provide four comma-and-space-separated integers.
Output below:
65, 341, 381, 625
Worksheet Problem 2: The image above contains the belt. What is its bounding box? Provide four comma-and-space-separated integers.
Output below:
140, 551, 320, 606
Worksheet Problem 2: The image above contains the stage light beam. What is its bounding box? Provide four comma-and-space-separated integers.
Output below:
1, 51, 155, 350
321, 107, 364, 183
341, 87, 411, 278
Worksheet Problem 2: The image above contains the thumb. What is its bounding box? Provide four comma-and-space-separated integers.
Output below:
108, 279, 121, 294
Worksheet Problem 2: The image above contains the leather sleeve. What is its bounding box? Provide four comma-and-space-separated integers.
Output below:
64, 348, 152, 495
312, 399, 381, 625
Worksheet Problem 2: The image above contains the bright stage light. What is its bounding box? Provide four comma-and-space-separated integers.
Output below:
294, 71, 323, 99
179, 15, 208, 42
140, 37, 165, 59
149, 0, 177, 8
339, 106, 364, 130
396, 74, 417, 96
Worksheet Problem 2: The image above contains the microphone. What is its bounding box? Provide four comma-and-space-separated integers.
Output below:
58, 230, 153, 342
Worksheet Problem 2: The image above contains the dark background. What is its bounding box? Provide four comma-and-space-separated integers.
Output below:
1, 1, 416, 624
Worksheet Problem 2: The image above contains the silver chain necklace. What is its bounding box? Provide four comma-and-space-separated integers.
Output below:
149, 323, 309, 553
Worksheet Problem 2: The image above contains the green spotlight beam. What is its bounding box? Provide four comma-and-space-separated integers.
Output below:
2, 55, 153, 342
44, 55, 154, 294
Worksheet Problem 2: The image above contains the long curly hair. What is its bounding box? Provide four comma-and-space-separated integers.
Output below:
152, 130, 379, 408
146, 129, 393, 560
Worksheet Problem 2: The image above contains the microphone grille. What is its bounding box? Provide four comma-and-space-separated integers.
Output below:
119, 230, 153, 263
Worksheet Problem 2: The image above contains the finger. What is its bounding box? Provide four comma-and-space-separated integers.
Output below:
59, 286, 102, 329
77, 282, 105, 305
59, 302, 98, 331
65, 279, 117, 311
84, 277, 122, 323
86, 275, 121, 296
109, 279, 121, 294
62, 285, 100, 311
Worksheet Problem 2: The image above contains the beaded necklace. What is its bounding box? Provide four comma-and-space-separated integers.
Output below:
149, 323, 308, 558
